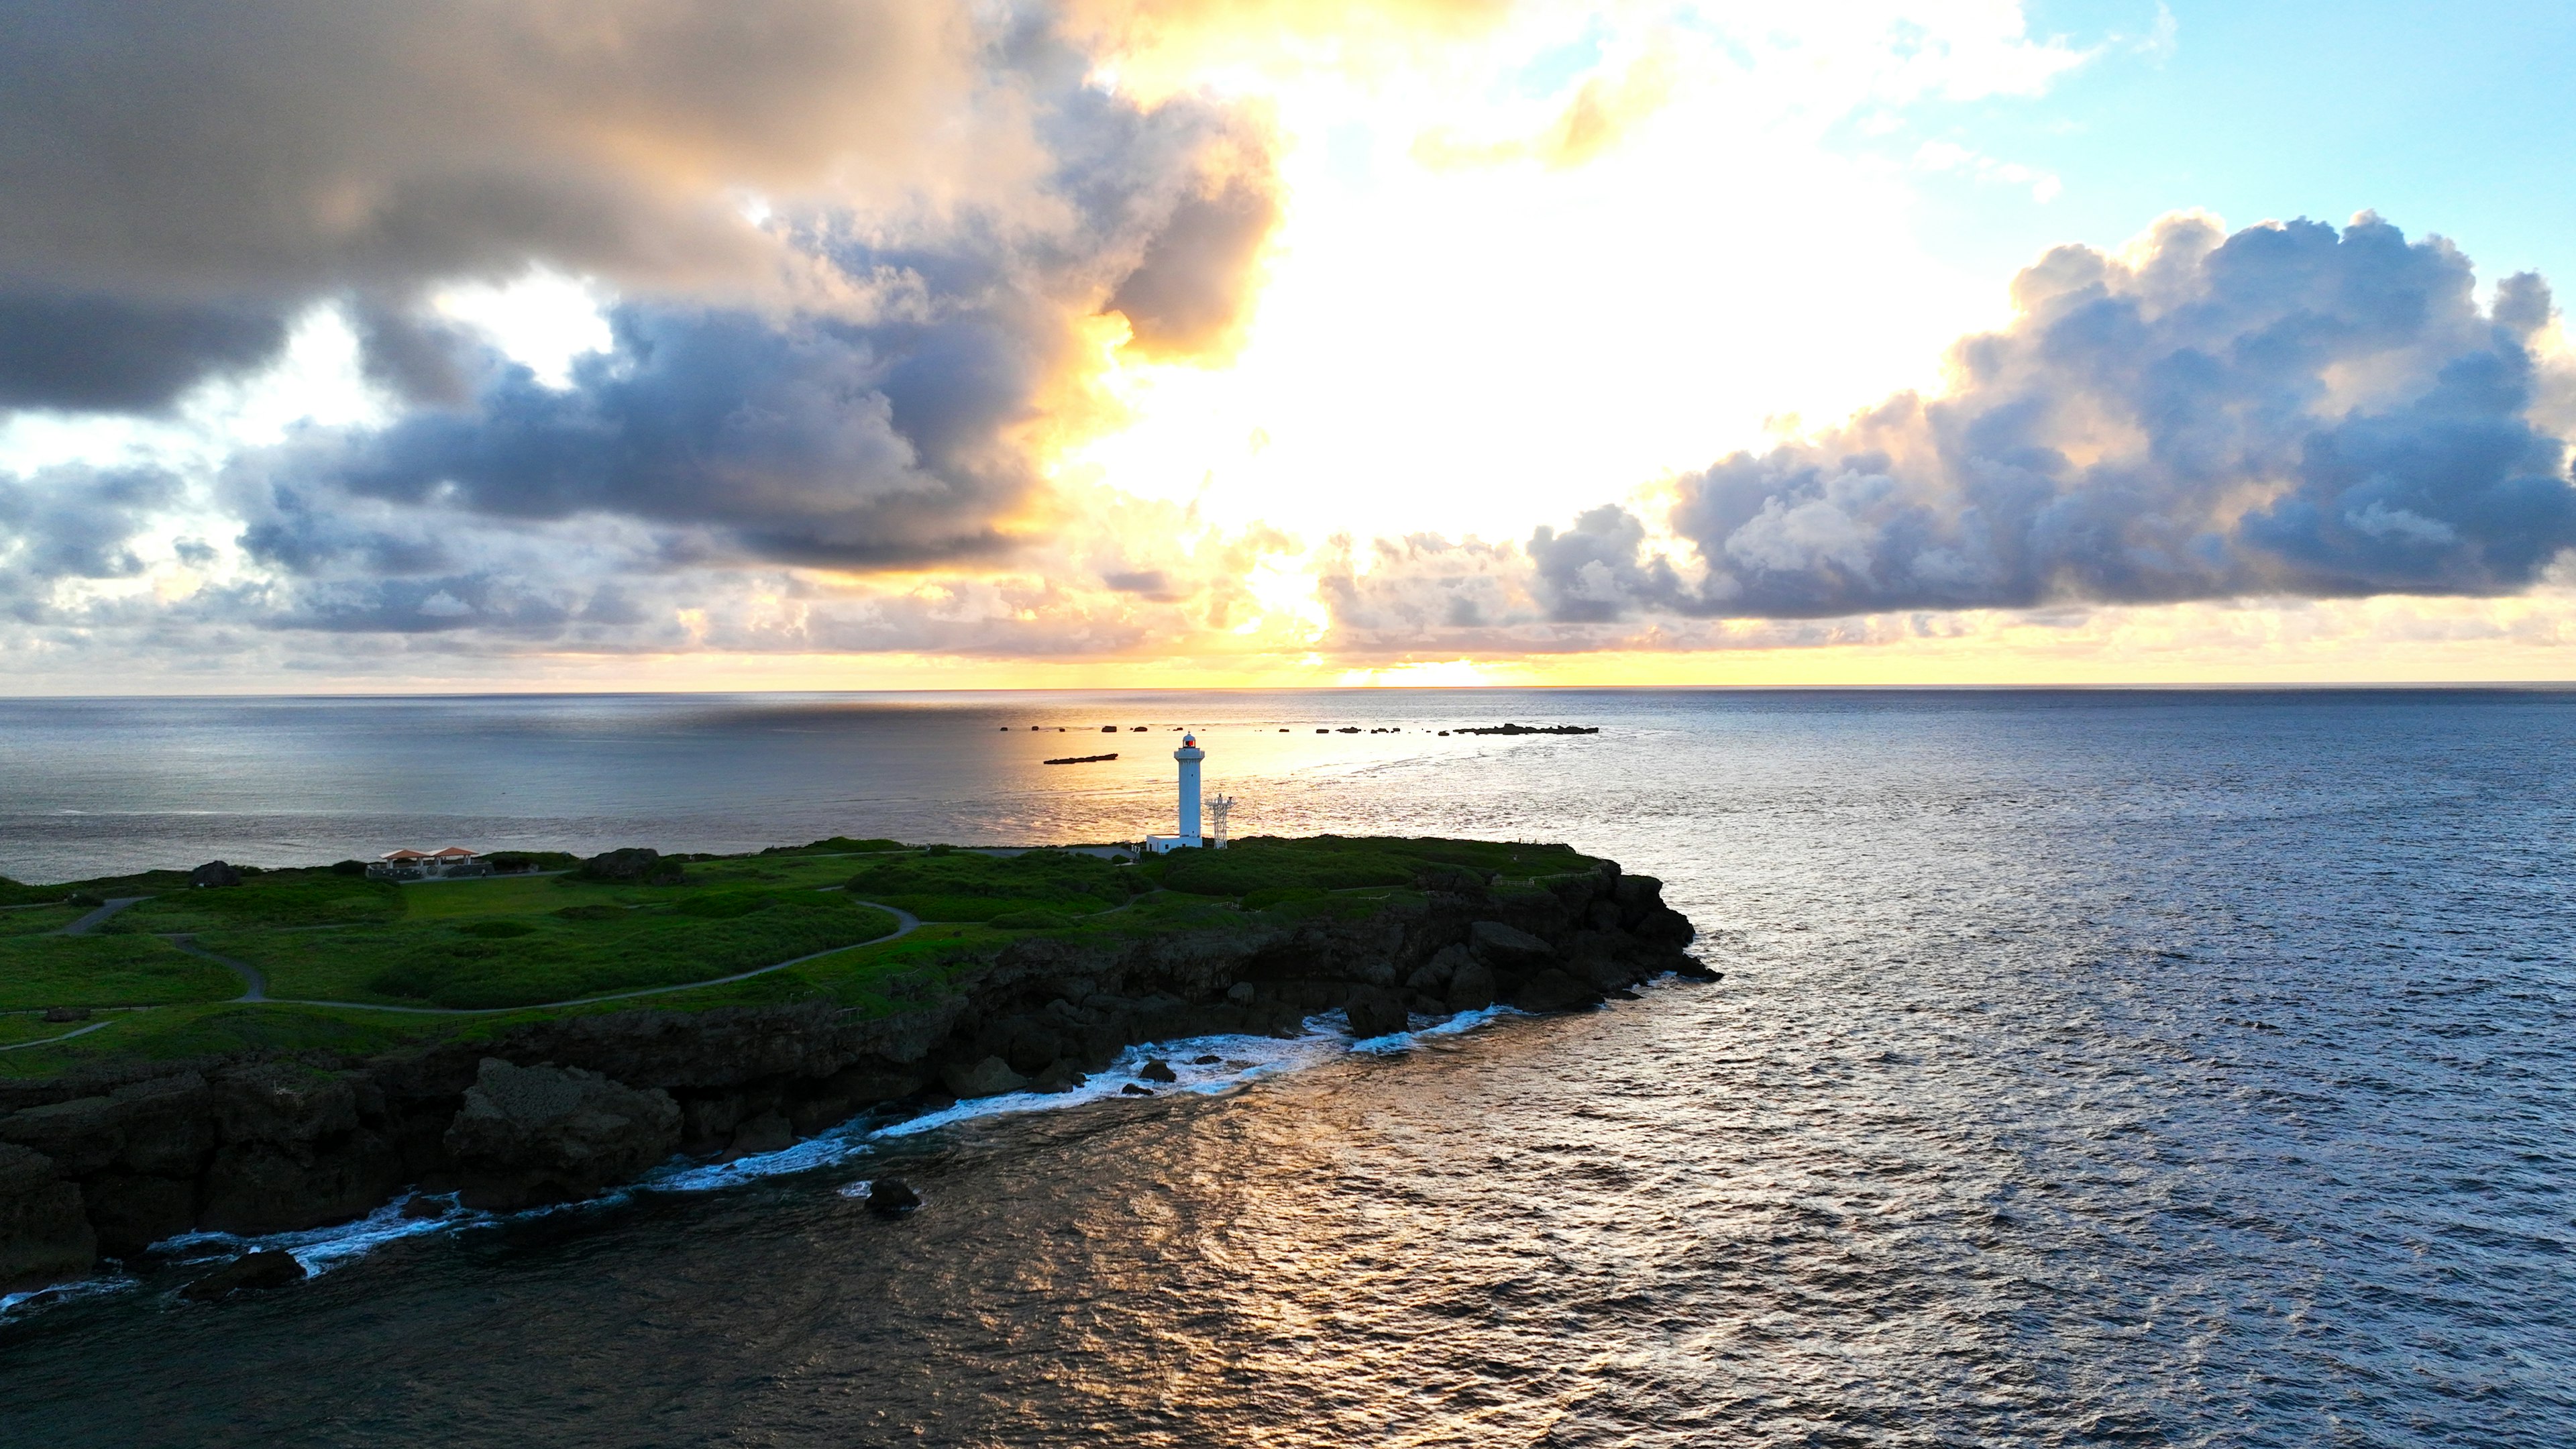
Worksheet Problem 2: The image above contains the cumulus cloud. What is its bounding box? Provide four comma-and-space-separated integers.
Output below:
1393, 214, 2576, 635
0, 1, 1289, 667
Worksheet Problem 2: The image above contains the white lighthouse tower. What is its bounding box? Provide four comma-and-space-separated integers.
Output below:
1146, 732, 1210, 853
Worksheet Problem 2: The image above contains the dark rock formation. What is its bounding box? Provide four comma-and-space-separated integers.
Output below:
0, 856, 1707, 1287
442, 1059, 681, 1211
1344, 987, 1409, 1038
179, 1249, 304, 1301
941, 1056, 1028, 1098
0, 1145, 93, 1287
1138, 1058, 1177, 1083
189, 861, 242, 889
865, 1178, 920, 1216
577, 847, 685, 885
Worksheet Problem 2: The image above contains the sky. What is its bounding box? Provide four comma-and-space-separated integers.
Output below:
5, 0, 2576, 690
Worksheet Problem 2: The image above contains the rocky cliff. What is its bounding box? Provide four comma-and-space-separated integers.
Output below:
0, 861, 1707, 1289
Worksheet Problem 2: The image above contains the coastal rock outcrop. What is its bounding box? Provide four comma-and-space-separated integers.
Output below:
442, 1059, 682, 1211
0, 855, 1706, 1287
0, 1145, 94, 1287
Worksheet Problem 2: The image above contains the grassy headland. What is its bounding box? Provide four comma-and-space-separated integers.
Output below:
0, 835, 1603, 1079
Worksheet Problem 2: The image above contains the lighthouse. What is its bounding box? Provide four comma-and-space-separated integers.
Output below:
1174, 732, 1203, 840
1145, 732, 1214, 853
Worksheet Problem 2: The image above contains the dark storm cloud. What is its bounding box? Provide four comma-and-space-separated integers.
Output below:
1509, 215, 2576, 623
0, 295, 292, 412
0, 0, 975, 409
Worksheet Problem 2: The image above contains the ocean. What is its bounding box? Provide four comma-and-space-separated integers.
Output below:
1, 688, 2571, 1446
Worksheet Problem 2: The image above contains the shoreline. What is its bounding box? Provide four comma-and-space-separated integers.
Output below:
1, 844, 1707, 1295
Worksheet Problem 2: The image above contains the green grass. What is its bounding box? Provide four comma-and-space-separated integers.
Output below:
113, 873, 402, 932
0, 904, 84, 937
0, 934, 241, 1010
0, 833, 1603, 1079
205, 891, 900, 1009
843, 849, 1140, 922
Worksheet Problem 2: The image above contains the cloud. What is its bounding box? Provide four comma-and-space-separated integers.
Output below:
1470, 213, 2576, 627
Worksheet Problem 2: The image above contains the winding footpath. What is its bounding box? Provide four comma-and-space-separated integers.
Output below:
1, 897, 925, 1051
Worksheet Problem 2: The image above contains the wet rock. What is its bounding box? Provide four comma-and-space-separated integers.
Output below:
1030, 1061, 1087, 1094
1635, 906, 1697, 948
1444, 960, 1498, 1013
1138, 1059, 1177, 1083
179, 1249, 304, 1301
442, 1059, 682, 1212
1609, 988, 1642, 1001
1190, 1055, 1222, 1066
1505, 969, 1603, 1014
83, 1172, 195, 1257
1468, 920, 1558, 972
1672, 959, 1721, 981
1120, 1084, 1155, 1096
865, 1178, 920, 1216
199, 1132, 403, 1235
0, 1144, 95, 1288
1344, 986, 1409, 1038
189, 861, 242, 889
941, 1056, 1028, 1099
728, 1114, 795, 1157
398, 1194, 451, 1220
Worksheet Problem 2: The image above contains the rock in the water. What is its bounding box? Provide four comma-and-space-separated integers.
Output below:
397, 1194, 451, 1220
443, 1059, 682, 1212
1138, 1058, 1177, 1083
1030, 1061, 1087, 1094
1120, 1083, 1155, 1096
1344, 986, 1409, 1038
189, 861, 242, 889
179, 1249, 304, 1301
865, 1178, 920, 1216
941, 1056, 1029, 1099
1190, 1055, 1222, 1065
0, 1144, 95, 1288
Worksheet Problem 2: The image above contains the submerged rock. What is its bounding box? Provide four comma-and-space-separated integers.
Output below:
443, 1059, 682, 1212
179, 1249, 304, 1301
865, 1177, 920, 1216
1120, 1083, 1154, 1096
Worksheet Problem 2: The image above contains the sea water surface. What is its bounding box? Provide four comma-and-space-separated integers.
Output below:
1, 688, 2571, 1446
